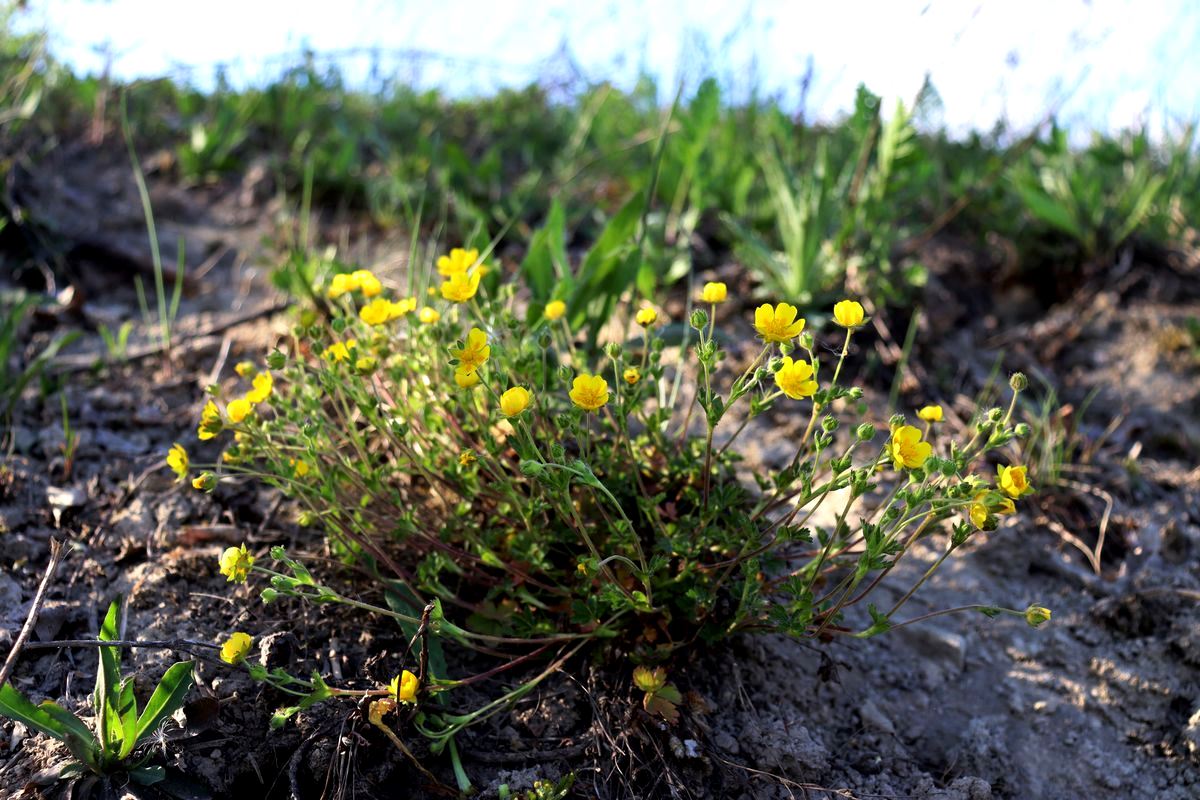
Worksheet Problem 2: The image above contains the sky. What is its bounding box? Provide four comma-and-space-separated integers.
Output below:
14, 0, 1200, 138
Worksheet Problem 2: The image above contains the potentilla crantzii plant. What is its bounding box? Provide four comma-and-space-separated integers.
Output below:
168, 250, 1046, 788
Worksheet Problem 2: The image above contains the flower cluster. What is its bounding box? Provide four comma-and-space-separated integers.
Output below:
174, 247, 1045, 757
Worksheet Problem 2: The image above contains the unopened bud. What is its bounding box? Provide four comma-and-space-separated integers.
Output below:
1024, 605, 1051, 627
1009, 372, 1028, 392
689, 309, 708, 330
856, 423, 876, 441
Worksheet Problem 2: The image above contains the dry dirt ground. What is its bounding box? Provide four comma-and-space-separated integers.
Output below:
1, 144, 1198, 799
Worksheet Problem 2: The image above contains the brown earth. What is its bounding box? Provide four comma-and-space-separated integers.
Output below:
1, 141, 1198, 799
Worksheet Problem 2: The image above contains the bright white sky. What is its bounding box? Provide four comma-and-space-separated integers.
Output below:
16, 0, 1200, 137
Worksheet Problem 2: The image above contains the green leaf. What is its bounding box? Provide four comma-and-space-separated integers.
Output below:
0, 683, 72, 741
129, 764, 166, 785
95, 597, 124, 752
129, 662, 194, 758
520, 199, 566, 306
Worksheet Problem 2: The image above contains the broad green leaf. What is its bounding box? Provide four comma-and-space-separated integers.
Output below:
520, 199, 566, 306
129, 662, 194, 759
0, 683, 72, 741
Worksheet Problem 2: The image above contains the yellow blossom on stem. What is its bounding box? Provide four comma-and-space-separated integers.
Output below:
192, 472, 216, 492
499, 386, 532, 417
544, 300, 567, 321
917, 405, 943, 423
360, 297, 415, 326
458, 450, 476, 467
220, 632, 253, 665
218, 543, 255, 583
198, 401, 222, 441
226, 398, 253, 424
753, 303, 806, 343
635, 306, 658, 327
570, 374, 609, 411
454, 367, 480, 388
700, 282, 727, 304
997, 464, 1033, 498
290, 459, 311, 477
436, 247, 478, 276
246, 371, 273, 404
450, 328, 491, 371
833, 299, 865, 328
166, 443, 188, 481
234, 361, 256, 378
355, 356, 377, 374
623, 367, 640, 385
351, 269, 382, 297
774, 357, 817, 399
389, 670, 419, 702
324, 340, 357, 363
440, 269, 482, 303
1024, 605, 1051, 627
327, 273, 357, 299
889, 425, 932, 470
418, 306, 441, 325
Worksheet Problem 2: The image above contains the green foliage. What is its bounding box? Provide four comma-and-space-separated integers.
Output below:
0, 292, 79, 424
0, 597, 194, 785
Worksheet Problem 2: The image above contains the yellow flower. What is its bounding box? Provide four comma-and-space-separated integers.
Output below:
291, 459, 311, 477
700, 282, 727, 304
440, 269, 482, 303
234, 361, 256, 378
351, 269, 382, 297
917, 405, 943, 423
418, 306, 441, 325
635, 307, 658, 327
623, 367, 640, 385
1024, 605, 1051, 627
324, 339, 358, 363
220, 632, 253, 665
327, 272, 357, 299
389, 670, 419, 703
968, 490, 1018, 530
997, 464, 1033, 498
192, 472, 216, 492
360, 297, 414, 326
833, 299, 865, 328
198, 400, 222, 441
889, 425, 933, 470
166, 443, 189, 482
570, 373, 609, 411
246, 372, 273, 404
499, 386, 532, 417
454, 367, 480, 388
450, 328, 490, 371
458, 450, 476, 467
774, 357, 817, 399
226, 398, 253, 424
436, 247, 478, 276
218, 544, 255, 583
753, 303, 806, 343
544, 300, 567, 321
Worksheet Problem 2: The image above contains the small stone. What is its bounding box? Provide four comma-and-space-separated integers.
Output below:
1184, 706, 1200, 764
859, 699, 896, 735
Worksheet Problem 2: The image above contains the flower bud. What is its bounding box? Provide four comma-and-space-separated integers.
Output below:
889, 413, 906, 429
1014, 423, 1031, 438
1024, 605, 1051, 627
550, 443, 565, 461
191, 472, 216, 492
267, 350, 286, 370
298, 511, 318, 527
519, 460, 546, 478
798, 331, 814, 350
689, 309, 708, 330
604, 342, 623, 360
1009, 372, 1028, 392
331, 318, 347, 333
260, 588, 279, 604
987, 407, 1003, 422
536, 330, 552, 349
847, 387, 864, 400
821, 416, 838, 433
768, 357, 783, 373
856, 423, 876, 441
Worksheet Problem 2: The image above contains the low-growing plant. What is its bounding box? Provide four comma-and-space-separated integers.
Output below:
171, 248, 1046, 789
0, 597, 195, 786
